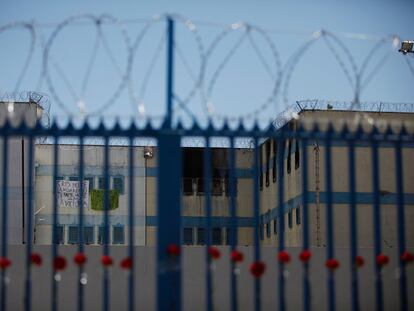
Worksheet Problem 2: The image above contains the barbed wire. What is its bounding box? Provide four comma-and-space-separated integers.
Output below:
0, 14, 413, 123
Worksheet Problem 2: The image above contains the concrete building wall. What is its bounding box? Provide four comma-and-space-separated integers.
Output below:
259, 110, 414, 248
34, 144, 147, 245
34, 145, 254, 246
0, 102, 41, 244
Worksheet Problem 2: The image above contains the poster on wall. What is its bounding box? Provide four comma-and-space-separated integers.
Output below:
57, 180, 89, 209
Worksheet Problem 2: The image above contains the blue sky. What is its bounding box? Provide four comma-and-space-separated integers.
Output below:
1, 0, 413, 122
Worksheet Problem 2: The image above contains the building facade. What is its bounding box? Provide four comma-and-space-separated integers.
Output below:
34, 144, 255, 246
258, 109, 414, 248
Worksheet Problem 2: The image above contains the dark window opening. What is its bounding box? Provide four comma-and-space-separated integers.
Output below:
212, 227, 222, 245
259, 147, 263, 191
68, 226, 79, 244
197, 228, 205, 245
183, 227, 193, 245
259, 224, 264, 240
287, 140, 292, 174
273, 219, 277, 235
113, 177, 124, 194
113, 226, 125, 244
54, 225, 64, 244
296, 207, 301, 225
69, 176, 79, 182
295, 140, 300, 170
272, 139, 277, 183
182, 148, 231, 196
265, 140, 271, 187
266, 222, 271, 238
225, 227, 231, 245
98, 177, 105, 190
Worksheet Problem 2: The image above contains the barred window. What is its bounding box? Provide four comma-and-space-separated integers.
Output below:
54, 225, 64, 244
183, 227, 193, 245
68, 226, 79, 244
197, 228, 205, 245
212, 227, 222, 245
113, 226, 125, 244
83, 226, 94, 244
287, 140, 292, 174
112, 176, 124, 194
295, 140, 300, 170
296, 207, 301, 225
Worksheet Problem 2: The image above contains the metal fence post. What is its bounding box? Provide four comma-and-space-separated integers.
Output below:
156, 15, 182, 311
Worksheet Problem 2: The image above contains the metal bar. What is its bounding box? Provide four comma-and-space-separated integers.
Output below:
229, 137, 238, 311
324, 128, 335, 311
277, 137, 286, 311
0, 134, 8, 311
203, 138, 213, 311
166, 17, 174, 128
103, 137, 110, 311
395, 137, 407, 311
24, 135, 34, 311
348, 138, 360, 311
51, 137, 59, 311
253, 137, 261, 311
77, 136, 85, 311
371, 138, 383, 311
157, 134, 182, 311
300, 135, 311, 311
128, 138, 135, 311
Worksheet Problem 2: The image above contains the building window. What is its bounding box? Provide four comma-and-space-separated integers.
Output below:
259, 224, 264, 240
266, 222, 271, 238
83, 226, 94, 244
273, 219, 277, 235
295, 140, 300, 170
287, 140, 292, 174
69, 176, 79, 182
98, 177, 105, 190
68, 226, 79, 244
113, 226, 125, 244
265, 140, 271, 187
288, 211, 292, 229
112, 176, 124, 194
272, 139, 277, 183
56, 176, 64, 182
225, 227, 231, 245
296, 207, 301, 225
259, 147, 263, 191
54, 225, 64, 244
197, 228, 205, 245
182, 179, 193, 195
84, 177, 94, 191
183, 227, 193, 245
212, 227, 222, 245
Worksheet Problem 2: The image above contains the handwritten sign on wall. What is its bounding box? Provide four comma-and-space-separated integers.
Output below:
57, 180, 89, 209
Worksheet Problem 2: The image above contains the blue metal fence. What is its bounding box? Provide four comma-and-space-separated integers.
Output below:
0, 114, 414, 310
